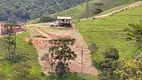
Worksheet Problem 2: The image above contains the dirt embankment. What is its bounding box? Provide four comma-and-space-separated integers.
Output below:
31, 26, 98, 75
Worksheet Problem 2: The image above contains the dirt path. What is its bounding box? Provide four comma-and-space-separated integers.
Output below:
90, 1, 142, 19
30, 25, 98, 75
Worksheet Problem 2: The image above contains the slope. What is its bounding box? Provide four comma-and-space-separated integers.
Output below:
28, 0, 137, 24
76, 6, 142, 68
51, 0, 134, 20
0, 0, 87, 21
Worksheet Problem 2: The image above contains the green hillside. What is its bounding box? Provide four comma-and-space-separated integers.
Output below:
51, 0, 134, 19
0, 0, 87, 22
76, 6, 142, 68
28, 0, 138, 24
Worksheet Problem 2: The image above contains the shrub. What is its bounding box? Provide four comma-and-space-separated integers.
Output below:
40, 16, 56, 23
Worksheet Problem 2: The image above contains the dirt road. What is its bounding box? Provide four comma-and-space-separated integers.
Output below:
89, 1, 142, 19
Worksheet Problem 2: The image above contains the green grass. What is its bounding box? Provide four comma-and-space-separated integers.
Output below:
51, 0, 136, 19
28, 0, 137, 24
0, 30, 44, 79
96, 1, 136, 16
27, 18, 40, 24
76, 6, 142, 68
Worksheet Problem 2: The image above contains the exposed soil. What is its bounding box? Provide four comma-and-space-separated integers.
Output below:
28, 1, 142, 75
31, 25, 98, 75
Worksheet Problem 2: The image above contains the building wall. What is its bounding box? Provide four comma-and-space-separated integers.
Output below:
57, 19, 71, 23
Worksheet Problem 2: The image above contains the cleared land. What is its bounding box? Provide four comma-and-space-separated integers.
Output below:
76, 6, 142, 68
29, 24, 98, 75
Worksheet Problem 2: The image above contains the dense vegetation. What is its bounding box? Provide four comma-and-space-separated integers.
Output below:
0, 0, 87, 22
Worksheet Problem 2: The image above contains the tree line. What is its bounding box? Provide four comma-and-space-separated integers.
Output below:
0, 0, 87, 22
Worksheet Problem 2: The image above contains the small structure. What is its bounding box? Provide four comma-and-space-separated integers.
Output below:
0, 23, 25, 36
56, 16, 72, 27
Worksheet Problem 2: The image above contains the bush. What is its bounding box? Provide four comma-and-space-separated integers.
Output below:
40, 16, 56, 23
103, 46, 119, 60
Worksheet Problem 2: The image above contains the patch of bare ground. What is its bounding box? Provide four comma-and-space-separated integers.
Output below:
31, 26, 98, 75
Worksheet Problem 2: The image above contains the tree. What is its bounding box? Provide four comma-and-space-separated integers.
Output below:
100, 47, 120, 80
114, 53, 142, 80
89, 42, 98, 59
94, 3, 104, 14
40, 16, 56, 23
102, 47, 119, 60
125, 21, 142, 49
4, 23, 20, 62
41, 38, 76, 77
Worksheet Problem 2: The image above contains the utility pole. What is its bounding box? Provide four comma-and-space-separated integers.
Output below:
81, 46, 84, 80
51, 51, 53, 73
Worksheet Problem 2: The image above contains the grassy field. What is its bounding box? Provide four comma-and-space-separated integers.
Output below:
0, 29, 45, 79
76, 6, 142, 68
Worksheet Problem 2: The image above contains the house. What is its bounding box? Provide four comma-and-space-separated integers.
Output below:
0, 23, 25, 36
56, 16, 72, 27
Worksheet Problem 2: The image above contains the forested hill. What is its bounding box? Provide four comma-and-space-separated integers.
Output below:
0, 0, 87, 22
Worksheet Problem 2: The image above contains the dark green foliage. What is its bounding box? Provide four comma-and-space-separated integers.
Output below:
55, 61, 69, 77
10, 62, 39, 80
125, 21, 142, 49
4, 24, 17, 62
0, 71, 6, 80
94, 3, 104, 14
103, 47, 119, 60
15, 51, 30, 63
0, 0, 87, 21
89, 42, 98, 59
100, 47, 120, 80
42, 38, 76, 77
46, 73, 84, 80
28, 39, 33, 46
40, 16, 56, 23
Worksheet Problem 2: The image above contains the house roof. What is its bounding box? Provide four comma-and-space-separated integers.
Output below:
57, 16, 72, 20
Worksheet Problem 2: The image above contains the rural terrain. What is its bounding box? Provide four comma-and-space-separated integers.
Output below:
0, 0, 142, 80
